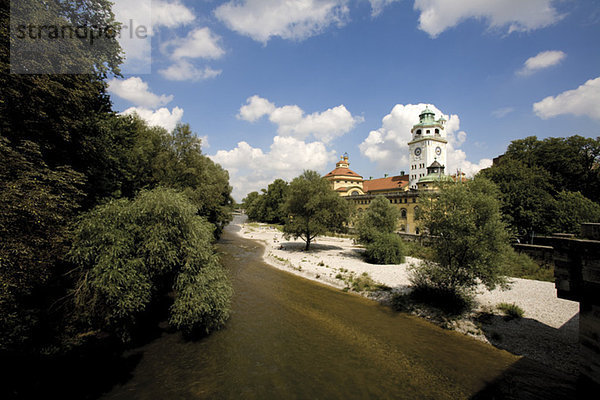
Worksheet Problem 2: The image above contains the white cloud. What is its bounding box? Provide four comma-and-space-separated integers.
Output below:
369, 0, 401, 17
413, 0, 563, 38
111, 1, 195, 73
359, 103, 491, 177
108, 77, 173, 108
152, 0, 196, 29
238, 95, 277, 121
237, 95, 363, 143
533, 77, 600, 121
159, 61, 222, 81
211, 136, 336, 201
214, 0, 350, 43
163, 27, 226, 60
518, 50, 566, 76
121, 106, 184, 131
491, 107, 514, 118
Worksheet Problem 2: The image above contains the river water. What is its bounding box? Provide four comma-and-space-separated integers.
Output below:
100, 217, 574, 399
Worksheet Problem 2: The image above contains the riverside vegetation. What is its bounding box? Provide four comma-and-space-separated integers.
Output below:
1, 2, 233, 394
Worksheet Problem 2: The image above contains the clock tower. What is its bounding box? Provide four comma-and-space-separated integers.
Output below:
408, 107, 448, 189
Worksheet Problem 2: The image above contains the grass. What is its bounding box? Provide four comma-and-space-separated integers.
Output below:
496, 302, 524, 320
246, 222, 284, 232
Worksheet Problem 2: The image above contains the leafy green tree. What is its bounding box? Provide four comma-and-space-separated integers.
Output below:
505, 135, 600, 202
0, 138, 85, 351
355, 196, 400, 243
412, 178, 511, 298
262, 179, 290, 223
283, 170, 351, 250
69, 188, 232, 342
478, 158, 556, 240
553, 190, 600, 234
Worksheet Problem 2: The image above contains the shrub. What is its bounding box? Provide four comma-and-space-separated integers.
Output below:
504, 249, 553, 282
364, 233, 406, 264
350, 272, 378, 292
497, 302, 524, 320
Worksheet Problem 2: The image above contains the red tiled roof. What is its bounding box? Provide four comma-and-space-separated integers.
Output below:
325, 168, 363, 178
363, 175, 409, 192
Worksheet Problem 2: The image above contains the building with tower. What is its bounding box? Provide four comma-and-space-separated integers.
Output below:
324, 107, 453, 234
408, 107, 447, 189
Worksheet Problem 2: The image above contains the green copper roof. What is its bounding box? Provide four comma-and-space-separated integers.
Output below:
418, 173, 452, 184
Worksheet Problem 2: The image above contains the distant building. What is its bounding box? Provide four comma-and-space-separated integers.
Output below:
324, 107, 453, 234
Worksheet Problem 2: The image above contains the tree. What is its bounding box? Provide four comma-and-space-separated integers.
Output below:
412, 178, 511, 298
553, 191, 600, 234
283, 170, 351, 250
68, 188, 232, 342
242, 179, 289, 224
478, 158, 556, 240
355, 196, 400, 243
0, 138, 85, 351
505, 135, 600, 202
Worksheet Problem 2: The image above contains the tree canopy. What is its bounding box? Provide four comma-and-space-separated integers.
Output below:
412, 178, 511, 297
243, 179, 289, 224
283, 170, 351, 250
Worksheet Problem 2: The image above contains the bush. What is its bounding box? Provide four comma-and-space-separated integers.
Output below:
364, 233, 406, 264
402, 240, 435, 261
409, 263, 475, 315
497, 303, 524, 320
69, 188, 232, 342
504, 249, 554, 282
350, 272, 378, 292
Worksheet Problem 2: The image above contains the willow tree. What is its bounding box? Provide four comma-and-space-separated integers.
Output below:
283, 170, 351, 250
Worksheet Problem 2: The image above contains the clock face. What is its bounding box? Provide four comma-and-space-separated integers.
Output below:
435, 146, 442, 156
414, 147, 422, 156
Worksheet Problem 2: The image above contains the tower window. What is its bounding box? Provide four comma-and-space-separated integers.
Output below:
426, 130, 430, 134
416, 129, 421, 135
435, 128, 439, 134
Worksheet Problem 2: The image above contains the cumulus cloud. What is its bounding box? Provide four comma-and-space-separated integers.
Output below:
163, 27, 226, 60
214, 0, 350, 43
121, 106, 184, 131
533, 76, 600, 121
413, 0, 563, 38
159, 61, 222, 81
160, 27, 225, 82
152, 0, 196, 29
359, 103, 491, 177
369, 0, 401, 17
210, 136, 336, 201
517, 50, 566, 76
108, 77, 173, 108
112, 0, 195, 73
237, 95, 363, 143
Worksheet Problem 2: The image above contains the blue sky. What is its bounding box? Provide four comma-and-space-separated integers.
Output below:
107, 0, 600, 201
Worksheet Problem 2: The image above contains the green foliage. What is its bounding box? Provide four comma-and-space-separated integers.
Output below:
481, 135, 600, 240
364, 233, 406, 264
0, 138, 85, 351
553, 190, 600, 234
350, 272, 378, 292
505, 135, 600, 202
402, 240, 435, 261
69, 188, 232, 342
355, 196, 400, 243
283, 170, 351, 250
504, 249, 554, 282
478, 158, 556, 239
496, 303, 524, 320
412, 178, 511, 297
243, 179, 289, 224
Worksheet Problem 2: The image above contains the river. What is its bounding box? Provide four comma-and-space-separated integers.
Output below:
100, 217, 576, 399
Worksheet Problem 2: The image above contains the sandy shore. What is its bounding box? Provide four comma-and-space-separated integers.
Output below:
236, 221, 580, 376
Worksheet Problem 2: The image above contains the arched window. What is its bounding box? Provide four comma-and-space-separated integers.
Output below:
416, 129, 421, 135
351, 190, 359, 196
435, 128, 440, 134
401, 208, 407, 218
